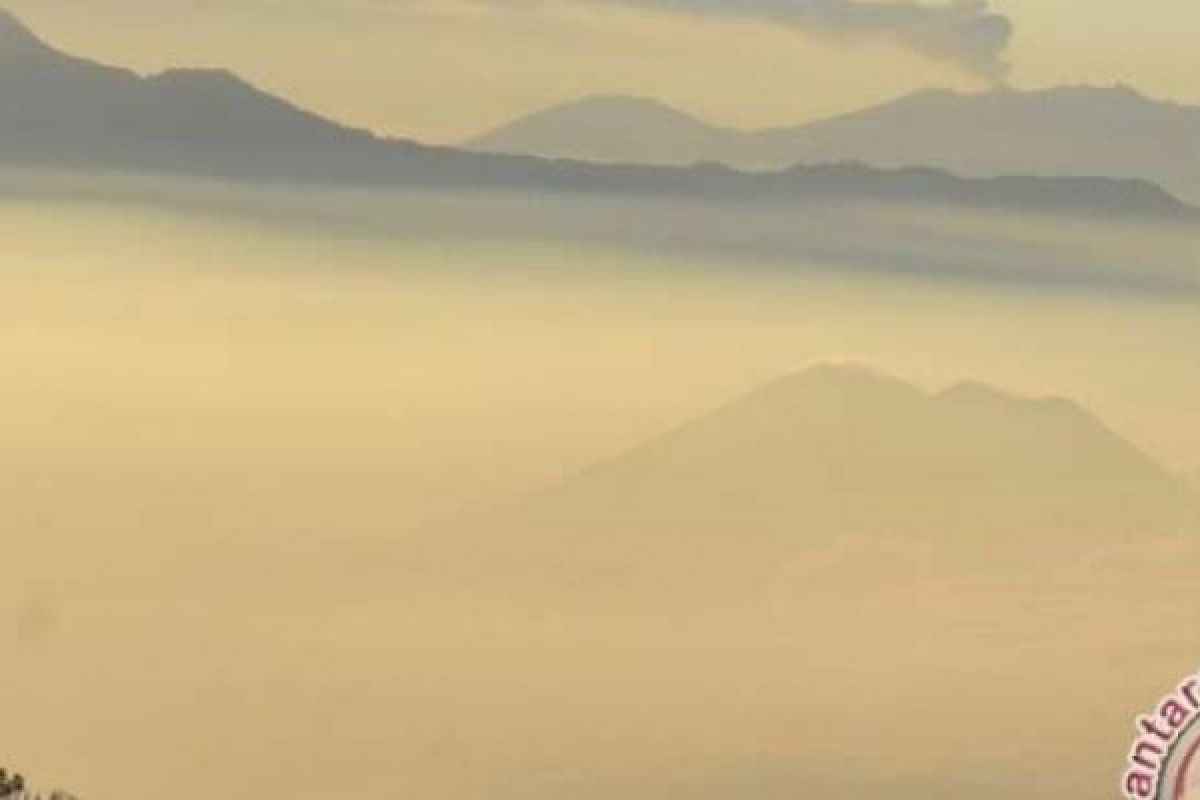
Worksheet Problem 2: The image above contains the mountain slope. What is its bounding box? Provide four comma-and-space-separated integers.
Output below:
471, 94, 742, 166
416, 365, 1198, 599
754, 86, 1200, 203
1187, 467, 1200, 498
0, 8, 399, 177
468, 87, 1200, 204
0, 8, 1191, 219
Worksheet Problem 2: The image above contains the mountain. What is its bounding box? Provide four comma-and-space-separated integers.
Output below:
0, 8, 1192, 219
468, 87, 1200, 204
469, 94, 742, 166
755, 86, 1200, 204
0, 7, 410, 178
413, 365, 1198, 600
1187, 467, 1200, 497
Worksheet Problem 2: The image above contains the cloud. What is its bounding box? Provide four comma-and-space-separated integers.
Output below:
272, 0, 1014, 82
611, 0, 1014, 83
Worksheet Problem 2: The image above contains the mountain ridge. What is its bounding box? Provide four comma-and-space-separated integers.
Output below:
0, 5, 55, 57
0, 7, 1193, 220
470, 93, 741, 167
468, 86, 1200, 204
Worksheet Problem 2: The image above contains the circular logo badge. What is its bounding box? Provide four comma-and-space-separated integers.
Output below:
1159, 720, 1200, 800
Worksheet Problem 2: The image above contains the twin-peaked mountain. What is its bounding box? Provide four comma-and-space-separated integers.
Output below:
469, 87, 1200, 205
409, 365, 1198, 601
0, 8, 1192, 218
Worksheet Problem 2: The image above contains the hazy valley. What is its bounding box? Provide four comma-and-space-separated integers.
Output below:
4, 188, 1200, 799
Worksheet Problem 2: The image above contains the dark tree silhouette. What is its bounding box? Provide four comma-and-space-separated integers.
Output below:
0, 764, 74, 800
0, 767, 25, 799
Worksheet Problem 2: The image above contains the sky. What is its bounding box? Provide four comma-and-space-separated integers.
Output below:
3, 0, 1198, 143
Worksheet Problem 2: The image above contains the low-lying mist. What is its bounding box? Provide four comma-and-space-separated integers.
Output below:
2, 177, 1199, 800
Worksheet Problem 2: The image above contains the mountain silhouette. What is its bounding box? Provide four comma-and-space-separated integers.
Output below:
0, 7, 405, 177
0, 6, 54, 60
1188, 467, 1200, 497
413, 364, 1198, 600
0, 8, 1192, 219
469, 86, 1200, 204
469, 94, 741, 166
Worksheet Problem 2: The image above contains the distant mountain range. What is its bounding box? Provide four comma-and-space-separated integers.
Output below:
469, 87, 1200, 205
413, 364, 1199, 601
0, 7, 1193, 219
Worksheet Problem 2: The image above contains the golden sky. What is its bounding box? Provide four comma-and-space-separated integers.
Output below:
5, 0, 1198, 146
